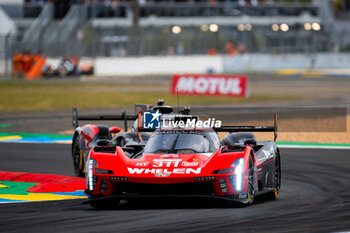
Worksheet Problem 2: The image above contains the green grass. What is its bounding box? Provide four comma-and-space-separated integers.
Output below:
0, 81, 298, 112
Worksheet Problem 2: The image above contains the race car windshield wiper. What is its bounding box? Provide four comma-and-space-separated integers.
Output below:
169, 134, 180, 154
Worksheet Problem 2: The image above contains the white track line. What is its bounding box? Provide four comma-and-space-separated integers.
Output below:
278, 145, 350, 150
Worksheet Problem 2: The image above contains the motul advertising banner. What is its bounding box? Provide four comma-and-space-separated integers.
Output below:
171, 74, 248, 97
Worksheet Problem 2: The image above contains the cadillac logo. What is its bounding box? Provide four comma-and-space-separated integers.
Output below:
154, 173, 171, 177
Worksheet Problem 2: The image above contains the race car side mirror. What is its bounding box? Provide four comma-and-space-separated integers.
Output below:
109, 127, 121, 134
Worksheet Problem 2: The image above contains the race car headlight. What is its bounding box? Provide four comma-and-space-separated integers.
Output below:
232, 158, 244, 192
87, 159, 98, 191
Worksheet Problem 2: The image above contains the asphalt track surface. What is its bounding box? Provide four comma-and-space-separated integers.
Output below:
0, 143, 349, 233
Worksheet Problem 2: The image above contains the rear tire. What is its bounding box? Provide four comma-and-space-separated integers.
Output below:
265, 154, 281, 200
247, 154, 255, 205
72, 134, 85, 177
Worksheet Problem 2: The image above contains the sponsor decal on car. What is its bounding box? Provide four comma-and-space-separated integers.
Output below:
127, 167, 201, 175
135, 162, 150, 166
182, 161, 199, 167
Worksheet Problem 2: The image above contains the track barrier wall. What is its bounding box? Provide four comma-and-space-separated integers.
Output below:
1, 53, 350, 77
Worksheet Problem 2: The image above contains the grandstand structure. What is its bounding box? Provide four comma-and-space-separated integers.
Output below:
0, 0, 350, 59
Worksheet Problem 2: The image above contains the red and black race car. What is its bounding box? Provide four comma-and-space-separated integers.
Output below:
81, 112, 281, 209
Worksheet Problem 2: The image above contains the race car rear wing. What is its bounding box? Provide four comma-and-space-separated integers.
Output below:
72, 107, 137, 131
214, 114, 278, 141
138, 114, 278, 141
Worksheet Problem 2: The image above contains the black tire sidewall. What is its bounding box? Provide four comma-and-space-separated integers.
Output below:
72, 134, 84, 177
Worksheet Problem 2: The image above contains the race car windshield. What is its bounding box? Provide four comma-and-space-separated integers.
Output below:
144, 130, 215, 154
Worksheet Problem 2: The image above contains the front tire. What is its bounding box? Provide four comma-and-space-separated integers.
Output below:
72, 134, 85, 177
